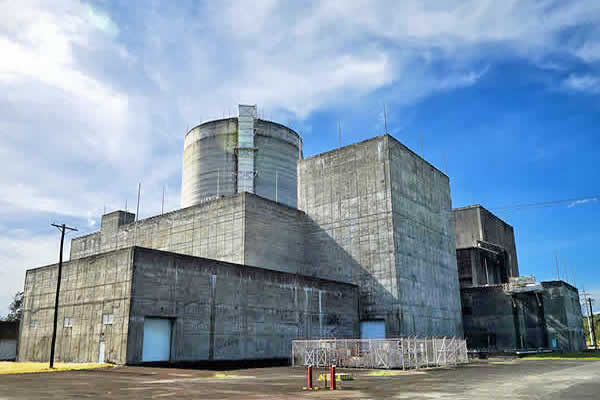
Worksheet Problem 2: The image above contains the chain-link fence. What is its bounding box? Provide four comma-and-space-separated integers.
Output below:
292, 337, 468, 369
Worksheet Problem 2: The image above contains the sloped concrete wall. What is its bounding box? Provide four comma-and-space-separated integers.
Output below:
126, 248, 358, 363
18, 248, 133, 363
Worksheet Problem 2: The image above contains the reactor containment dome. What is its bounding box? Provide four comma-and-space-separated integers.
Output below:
181, 105, 302, 209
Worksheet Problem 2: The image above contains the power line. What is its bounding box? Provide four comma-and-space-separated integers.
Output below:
492, 195, 599, 211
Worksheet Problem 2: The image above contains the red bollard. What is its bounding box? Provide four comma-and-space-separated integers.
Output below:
330, 365, 336, 390
307, 365, 313, 389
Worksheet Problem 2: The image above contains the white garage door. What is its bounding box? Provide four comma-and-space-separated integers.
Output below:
360, 320, 386, 339
142, 318, 172, 362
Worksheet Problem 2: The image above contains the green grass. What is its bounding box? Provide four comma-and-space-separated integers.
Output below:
520, 352, 600, 360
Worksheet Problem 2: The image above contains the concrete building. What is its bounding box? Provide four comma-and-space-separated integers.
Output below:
18, 247, 357, 364
454, 205, 585, 351
18, 104, 462, 364
298, 136, 462, 337
0, 321, 18, 361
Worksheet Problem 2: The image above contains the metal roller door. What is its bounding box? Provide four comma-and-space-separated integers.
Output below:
142, 318, 172, 362
360, 320, 386, 339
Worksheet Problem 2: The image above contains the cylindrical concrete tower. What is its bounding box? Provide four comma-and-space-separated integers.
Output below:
181, 105, 302, 209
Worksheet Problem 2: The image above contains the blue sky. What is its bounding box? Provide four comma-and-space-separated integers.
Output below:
1, 0, 599, 315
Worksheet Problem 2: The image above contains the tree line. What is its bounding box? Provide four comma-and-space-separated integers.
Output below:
1, 291, 23, 322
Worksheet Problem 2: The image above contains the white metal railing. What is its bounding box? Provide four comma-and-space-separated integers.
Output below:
292, 337, 468, 369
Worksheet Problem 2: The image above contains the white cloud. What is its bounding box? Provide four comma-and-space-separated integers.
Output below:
0, 230, 70, 316
576, 41, 600, 63
568, 198, 598, 208
563, 74, 600, 93
2, 0, 600, 304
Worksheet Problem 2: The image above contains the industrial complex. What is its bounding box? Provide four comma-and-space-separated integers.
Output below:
17, 105, 584, 365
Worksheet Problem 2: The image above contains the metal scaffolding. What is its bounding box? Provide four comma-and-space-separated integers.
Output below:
292, 337, 468, 370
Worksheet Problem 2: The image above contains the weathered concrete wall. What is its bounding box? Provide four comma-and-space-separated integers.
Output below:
454, 206, 519, 280
457, 248, 509, 288
298, 136, 394, 313
70, 193, 308, 276
462, 282, 584, 351
454, 207, 481, 249
298, 135, 462, 337
70, 195, 245, 263
542, 281, 585, 351
126, 247, 358, 363
461, 286, 516, 350
18, 248, 133, 363
462, 286, 547, 350
388, 137, 462, 337
479, 207, 519, 278
181, 114, 301, 209
244, 194, 308, 274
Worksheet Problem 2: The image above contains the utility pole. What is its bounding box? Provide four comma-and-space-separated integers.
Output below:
589, 297, 597, 349
582, 289, 594, 348
571, 265, 576, 288
49, 223, 78, 368
554, 252, 560, 281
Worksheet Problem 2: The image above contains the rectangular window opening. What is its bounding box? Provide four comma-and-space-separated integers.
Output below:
102, 313, 114, 325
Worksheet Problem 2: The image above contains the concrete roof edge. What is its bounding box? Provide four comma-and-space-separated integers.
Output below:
453, 204, 514, 230
541, 280, 579, 292
184, 117, 302, 141
25, 247, 134, 273
300, 134, 448, 179
132, 246, 358, 288
299, 135, 386, 162
385, 134, 448, 179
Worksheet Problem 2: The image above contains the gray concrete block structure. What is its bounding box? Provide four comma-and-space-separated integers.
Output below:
542, 281, 586, 351
19, 248, 133, 363
70, 193, 309, 276
298, 135, 462, 338
454, 205, 519, 286
18, 247, 358, 364
454, 206, 585, 352
461, 281, 585, 352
